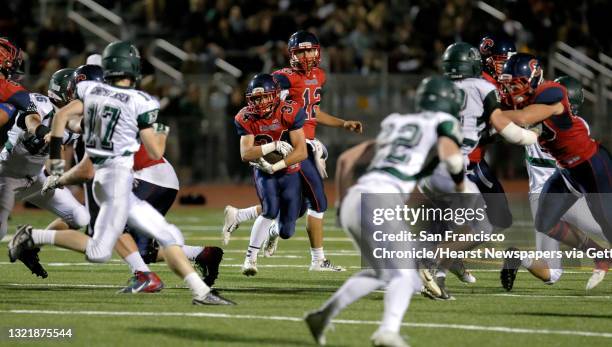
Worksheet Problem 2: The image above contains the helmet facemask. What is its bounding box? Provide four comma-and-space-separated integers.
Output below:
486, 52, 515, 78
289, 44, 320, 74
499, 72, 542, 109
246, 88, 280, 117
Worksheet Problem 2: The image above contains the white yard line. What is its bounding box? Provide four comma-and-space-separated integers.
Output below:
0, 309, 610, 338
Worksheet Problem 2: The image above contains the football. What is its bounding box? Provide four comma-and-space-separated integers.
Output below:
263, 150, 284, 164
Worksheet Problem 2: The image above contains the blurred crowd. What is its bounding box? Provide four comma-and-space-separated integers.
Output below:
2, 0, 611, 79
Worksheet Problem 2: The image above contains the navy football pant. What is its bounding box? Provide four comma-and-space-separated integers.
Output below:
536, 146, 612, 242
254, 169, 302, 239
299, 145, 327, 213
467, 159, 513, 229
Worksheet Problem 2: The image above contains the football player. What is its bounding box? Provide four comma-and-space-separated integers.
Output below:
418, 42, 539, 299
0, 38, 31, 125
9, 41, 232, 305
499, 54, 612, 262
500, 74, 610, 290
2, 67, 91, 278
305, 76, 465, 347
234, 73, 308, 276
224, 31, 361, 271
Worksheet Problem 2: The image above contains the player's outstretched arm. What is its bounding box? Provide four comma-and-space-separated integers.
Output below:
59, 153, 95, 186
490, 109, 539, 145
48, 100, 84, 175
316, 110, 363, 133
500, 102, 564, 126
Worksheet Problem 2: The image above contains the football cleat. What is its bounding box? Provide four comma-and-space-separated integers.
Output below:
118, 271, 164, 294
304, 310, 332, 346
432, 275, 455, 301
309, 259, 346, 272
500, 247, 521, 291
371, 329, 410, 347
449, 261, 477, 284
222, 205, 239, 245
241, 257, 258, 276
193, 291, 236, 305
418, 269, 441, 298
195, 246, 224, 287
587, 258, 610, 290
263, 224, 279, 257
8, 225, 48, 278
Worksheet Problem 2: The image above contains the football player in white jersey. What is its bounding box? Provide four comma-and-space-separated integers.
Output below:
501, 76, 609, 291
417, 42, 540, 299
305, 76, 466, 347
3, 67, 90, 278
8, 41, 232, 305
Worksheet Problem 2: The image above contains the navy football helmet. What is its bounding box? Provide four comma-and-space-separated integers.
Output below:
67, 64, 105, 101
288, 31, 320, 73
498, 53, 543, 108
245, 73, 281, 117
479, 35, 516, 78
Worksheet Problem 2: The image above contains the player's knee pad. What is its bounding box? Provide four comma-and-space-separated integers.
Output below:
545, 268, 563, 285
85, 240, 112, 263
67, 206, 91, 229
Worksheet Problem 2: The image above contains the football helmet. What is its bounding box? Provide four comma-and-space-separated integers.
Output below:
479, 35, 516, 78
288, 31, 320, 73
0, 38, 24, 79
67, 64, 104, 101
415, 75, 465, 118
245, 73, 280, 117
101, 41, 141, 83
554, 75, 584, 114
498, 53, 543, 108
442, 42, 482, 79
48, 68, 76, 106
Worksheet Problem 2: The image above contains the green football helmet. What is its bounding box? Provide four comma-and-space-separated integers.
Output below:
415, 75, 465, 118
442, 42, 482, 79
48, 68, 76, 106
554, 75, 584, 114
101, 41, 141, 82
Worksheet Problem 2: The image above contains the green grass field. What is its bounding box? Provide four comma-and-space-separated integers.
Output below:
1, 208, 611, 347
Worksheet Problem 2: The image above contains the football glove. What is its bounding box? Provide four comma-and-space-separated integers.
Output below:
48, 159, 65, 176
153, 123, 170, 136
276, 141, 293, 157
41, 174, 62, 195
249, 158, 275, 174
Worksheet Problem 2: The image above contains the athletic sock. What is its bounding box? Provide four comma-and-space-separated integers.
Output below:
310, 247, 325, 263
31, 229, 56, 245
380, 273, 416, 333
124, 251, 150, 273
246, 216, 273, 260
236, 206, 259, 224
184, 271, 210, 298
182, 245, 204, 261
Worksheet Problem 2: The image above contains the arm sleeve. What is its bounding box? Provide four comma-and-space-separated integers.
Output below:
437, 119, 463, 146
234, 118, 248, 136
534, 87, 564, 105
482, 89, 501, 121
0, 103, 17, 119
289, 108, 306, 130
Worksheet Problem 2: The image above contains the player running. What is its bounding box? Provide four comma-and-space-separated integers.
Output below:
8, 41, 232, 305
2, 67, 90, 278
234, 73, 308, 276
224, 31, 361, 271
305, 76, 466, 347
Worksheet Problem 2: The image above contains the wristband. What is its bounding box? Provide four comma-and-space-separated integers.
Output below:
35, 124, 51, 138
49, 136, 63, 160
261, 142, 276, 156
271, 160, 287, 172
